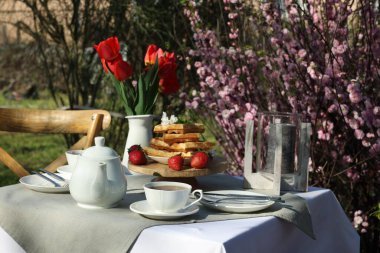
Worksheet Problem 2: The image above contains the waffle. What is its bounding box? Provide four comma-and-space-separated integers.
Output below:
150, 138, 214, 153
163, 133, 201, 144
145, 123, 213, 160
143, 146, 193, 158
153, 123, 205, 134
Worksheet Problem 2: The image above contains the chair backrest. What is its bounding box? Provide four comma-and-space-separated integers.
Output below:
0, 108, 111, 133
0, 108, 112, 177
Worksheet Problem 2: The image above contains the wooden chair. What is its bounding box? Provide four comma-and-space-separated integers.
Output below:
0, 108, 112, 177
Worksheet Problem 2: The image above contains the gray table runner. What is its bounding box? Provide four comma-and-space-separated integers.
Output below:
0, 174, 314, 253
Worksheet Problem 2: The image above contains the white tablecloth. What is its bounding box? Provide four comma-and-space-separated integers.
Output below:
130, 188, 359, 253
0, 187, 359, 253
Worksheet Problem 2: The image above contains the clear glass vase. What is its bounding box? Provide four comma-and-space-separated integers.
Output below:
256, 111, 301, 175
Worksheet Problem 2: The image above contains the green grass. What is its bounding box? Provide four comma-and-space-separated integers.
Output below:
0, 133, 67, 187
0, 92, 67, 187
0, 90, 60, 109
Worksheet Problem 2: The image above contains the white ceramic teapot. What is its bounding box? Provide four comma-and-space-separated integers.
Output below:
69, 136, 127, 209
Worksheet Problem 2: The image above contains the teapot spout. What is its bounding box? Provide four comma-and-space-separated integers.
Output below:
89, 162, 110, 201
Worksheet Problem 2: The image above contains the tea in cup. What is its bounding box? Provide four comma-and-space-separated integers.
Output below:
65, 150, 83, 167
144, 181, 203, 213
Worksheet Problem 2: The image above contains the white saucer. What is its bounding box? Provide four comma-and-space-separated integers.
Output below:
130, 200, 199, 220
200, 190, 275, 213
57, 165, 74, 176
19, 174, 69, 193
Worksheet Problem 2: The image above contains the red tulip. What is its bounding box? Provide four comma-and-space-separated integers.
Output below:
100, 54, 122, 73
159, 52, 175, 66
157, 55, 179, 94
112, 59, 133, 81
144, 44, 165, 66
94, 37, 120, 62
159, 73, 180, 94
144, 44, 180, 94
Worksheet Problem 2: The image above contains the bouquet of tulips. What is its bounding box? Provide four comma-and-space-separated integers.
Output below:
94, 37, 180, 115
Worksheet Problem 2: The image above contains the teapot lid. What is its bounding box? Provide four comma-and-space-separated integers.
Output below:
82, 136, 119, 159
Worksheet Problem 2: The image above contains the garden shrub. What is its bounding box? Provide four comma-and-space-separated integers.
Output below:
183, 1, 379, 251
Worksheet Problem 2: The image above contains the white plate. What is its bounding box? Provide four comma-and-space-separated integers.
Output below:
130, 200, 199, 220
148, 155, 191, 165
19, 174, 69, 193
57, 165, 74, 176
200, 190, 275, 213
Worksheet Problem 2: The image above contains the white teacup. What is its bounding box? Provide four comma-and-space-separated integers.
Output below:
144, 181, 203, 213
65, 150, 83, 167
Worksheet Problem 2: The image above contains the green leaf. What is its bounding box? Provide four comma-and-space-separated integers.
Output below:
109, 73, 134, 115
144, 58, 159, 113
371, 203, 380, 220
134, 74, 147, 115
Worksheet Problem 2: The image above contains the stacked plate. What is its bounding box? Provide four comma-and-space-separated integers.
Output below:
200, 190, 276, 213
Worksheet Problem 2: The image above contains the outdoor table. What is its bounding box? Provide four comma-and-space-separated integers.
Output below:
0, 174, 359, 253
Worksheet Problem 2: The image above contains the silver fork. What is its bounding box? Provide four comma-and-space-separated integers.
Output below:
39, 169, 67, 182
32, 171, 69, 187
205, 197, 273, 205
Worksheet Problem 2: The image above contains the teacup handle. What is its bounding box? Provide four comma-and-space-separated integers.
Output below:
183, 189, 203, 210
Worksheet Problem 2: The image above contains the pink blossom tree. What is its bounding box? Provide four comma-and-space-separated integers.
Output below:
183, 0, 379, 250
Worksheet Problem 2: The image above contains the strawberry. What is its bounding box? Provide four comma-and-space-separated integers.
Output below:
128, 144, 142, 153
129, 149, 147, 165
190, 152, 209, 169
168, 155, 184, 171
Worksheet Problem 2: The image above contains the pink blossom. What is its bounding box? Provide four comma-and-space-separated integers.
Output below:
318, 130, 330, 141
235, 118, 244, 127
244, 112, 254, 122
347, 82, 363, 103
373, 106, 380, 115
312, 13, 319, 23
196, 67, 206, 77
191, 100, 199, 109
349, 92, 362, 104
354, 216, 363, 226
298, 49, 307, 58
369, 142, 380, 155
332, 40, 348, 55
289, 6, 298, 16
362, 140, 371, 147
194, 61, 202, 68
307, 62, 320, 79
348, 119, 359, 129
228, 12, 238, 20
222, 109, 231, 119
343, 155, 353, 163
324, 87, 334, 100
328, 104, 337, 113
354, 129, 365, 140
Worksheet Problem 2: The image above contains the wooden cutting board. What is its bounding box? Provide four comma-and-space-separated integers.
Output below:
128, 156, 228, 177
